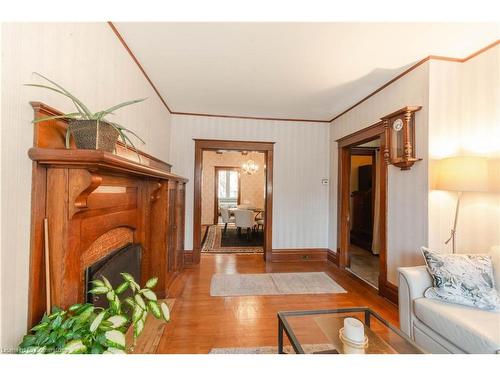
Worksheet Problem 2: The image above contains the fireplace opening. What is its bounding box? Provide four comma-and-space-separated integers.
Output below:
85, 243, 142, 308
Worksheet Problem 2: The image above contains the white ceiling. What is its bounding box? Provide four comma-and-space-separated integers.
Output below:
114, 23, 499, 121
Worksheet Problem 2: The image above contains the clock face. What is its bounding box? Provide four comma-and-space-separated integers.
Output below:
392, 118, 404, 132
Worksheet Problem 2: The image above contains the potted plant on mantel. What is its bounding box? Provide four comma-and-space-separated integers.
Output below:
18, 273, 170, 354
25, 72, 146, 154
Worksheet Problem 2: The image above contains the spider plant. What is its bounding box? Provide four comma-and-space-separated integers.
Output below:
25, 72, 146, 154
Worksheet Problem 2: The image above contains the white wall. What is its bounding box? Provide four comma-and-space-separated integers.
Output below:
169, 115, 330, 250
428, 45, 500, 253
1, 23, 172, 350
329, 63, 430, 284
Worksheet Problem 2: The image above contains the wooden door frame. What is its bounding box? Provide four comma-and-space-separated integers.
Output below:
193, 139, 274, 264
336, 122, 391, 300
213, 166, 241, 225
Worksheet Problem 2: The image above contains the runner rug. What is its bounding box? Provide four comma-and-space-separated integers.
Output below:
210, 272, 346, 297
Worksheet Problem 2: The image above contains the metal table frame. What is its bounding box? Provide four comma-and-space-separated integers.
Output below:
277, 307, 423, 354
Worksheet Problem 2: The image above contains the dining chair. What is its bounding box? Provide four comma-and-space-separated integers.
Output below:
256, 218, 264, 232
234, 209, 256, 239
219, 206, 235, 234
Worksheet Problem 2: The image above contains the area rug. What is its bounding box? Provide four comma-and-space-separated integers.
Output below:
209, 343, 337, 354
210, 272, 346, 296
202, 224, 263, 254
220, 226, 263, 248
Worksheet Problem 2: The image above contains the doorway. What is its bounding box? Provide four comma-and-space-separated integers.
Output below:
347, 141, 380, 288
337, 123, 389, 296
201, 152, 266, 254
193, 139, 274, 264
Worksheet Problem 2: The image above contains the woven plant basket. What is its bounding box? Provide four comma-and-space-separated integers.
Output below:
68, 120, 119, 152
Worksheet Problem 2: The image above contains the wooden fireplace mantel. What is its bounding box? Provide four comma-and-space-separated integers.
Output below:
27, 102, 187, 328
28, 148, 188, 182
29, 101, 174, 171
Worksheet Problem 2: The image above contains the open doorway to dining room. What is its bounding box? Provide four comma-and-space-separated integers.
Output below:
193, 139, 274, 264
200, 151, 266, 254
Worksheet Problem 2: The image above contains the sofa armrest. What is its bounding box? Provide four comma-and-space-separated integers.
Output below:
398, 266, 433, 338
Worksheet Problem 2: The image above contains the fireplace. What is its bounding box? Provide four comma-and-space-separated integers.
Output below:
27, 102, 187, 327
85, 243, 142, 308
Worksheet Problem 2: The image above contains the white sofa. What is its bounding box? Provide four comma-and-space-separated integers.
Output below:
398, 266, 500, 354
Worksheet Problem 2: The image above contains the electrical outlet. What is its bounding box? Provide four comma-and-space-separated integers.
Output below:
321, 179, 329, 185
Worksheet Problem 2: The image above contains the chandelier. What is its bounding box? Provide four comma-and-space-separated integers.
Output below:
241, 159, 259, 175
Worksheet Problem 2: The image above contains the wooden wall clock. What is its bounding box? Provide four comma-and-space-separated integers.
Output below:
381, 106, 422, 170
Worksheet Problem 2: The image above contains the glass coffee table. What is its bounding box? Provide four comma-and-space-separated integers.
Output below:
278, 307, 425, 354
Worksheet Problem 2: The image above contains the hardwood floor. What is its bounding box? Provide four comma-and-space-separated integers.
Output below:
157, 253, 399, 353
348, 244, 380, 288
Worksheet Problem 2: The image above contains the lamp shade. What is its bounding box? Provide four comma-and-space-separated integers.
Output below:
435, 156, 490, 193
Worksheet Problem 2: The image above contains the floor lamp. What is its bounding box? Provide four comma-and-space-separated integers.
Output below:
435, 156, 490, 254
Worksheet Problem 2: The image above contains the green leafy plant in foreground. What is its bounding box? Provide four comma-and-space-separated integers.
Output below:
18, 273, 170, 354
25, 72, 146, 152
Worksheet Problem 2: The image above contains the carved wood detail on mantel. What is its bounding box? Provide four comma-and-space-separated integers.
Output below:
27, 102, 187, 328
74, 173, 103, 209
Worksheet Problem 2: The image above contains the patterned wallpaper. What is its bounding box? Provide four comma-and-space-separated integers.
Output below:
169, 115, 330, 251
1, 23, 172, 349
428, 45, 500, 254
329, 61, 430, 284
201, 151, 265, 224
330, 44, 500, 284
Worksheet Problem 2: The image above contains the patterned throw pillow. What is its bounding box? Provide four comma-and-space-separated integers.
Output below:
421, 247, 500, 311
490, 246, 500, 292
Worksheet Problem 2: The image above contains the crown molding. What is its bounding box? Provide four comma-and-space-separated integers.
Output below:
329, 39, 500, 122
108, 22, 173, 113
107, 22, 498, 125
171, 110, 330, 123
108, 21, 328, 124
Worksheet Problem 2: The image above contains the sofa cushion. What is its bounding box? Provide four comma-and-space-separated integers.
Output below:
413, 319, 465, 354
414, 297, 500, 353
421, 247, 500, 311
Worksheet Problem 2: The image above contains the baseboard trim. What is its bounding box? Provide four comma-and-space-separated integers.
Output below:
379, 279, 398, 305
184, 250, 193, 265
271, 248, 328, 262
185, 248, 331, 264
326, 249, 339, 266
